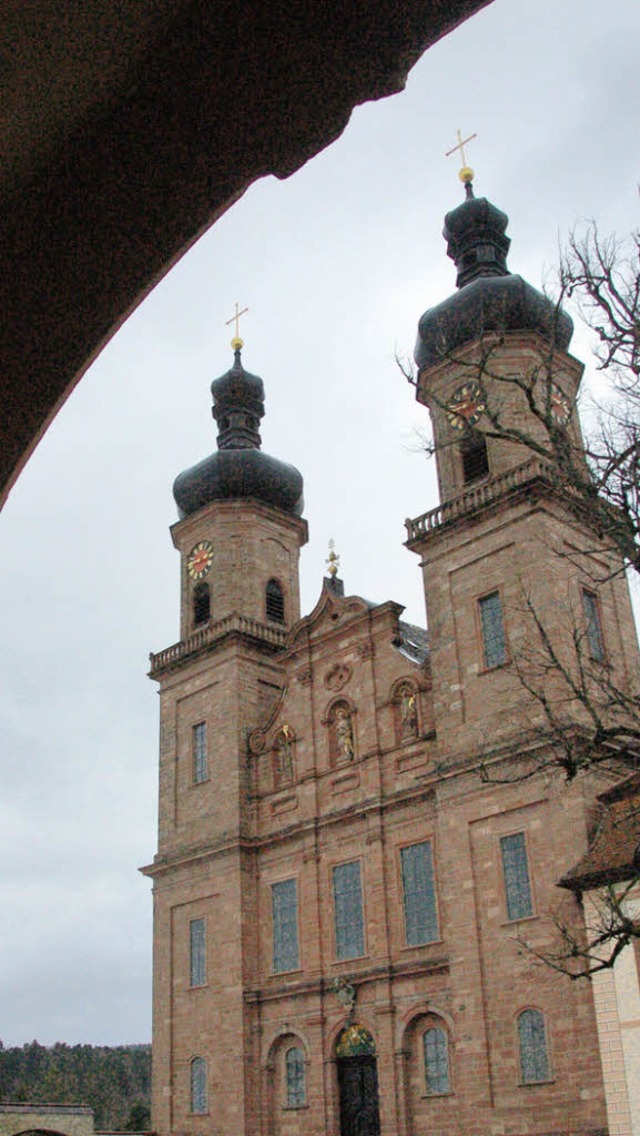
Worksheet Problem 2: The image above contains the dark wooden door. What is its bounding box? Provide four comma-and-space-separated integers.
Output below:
338, 1055, 381, 1136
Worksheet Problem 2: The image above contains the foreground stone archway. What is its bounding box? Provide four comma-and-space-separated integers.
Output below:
0, 0, 491, 508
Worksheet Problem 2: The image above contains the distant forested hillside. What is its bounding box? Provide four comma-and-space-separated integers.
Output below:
0, 1041, 151, 1131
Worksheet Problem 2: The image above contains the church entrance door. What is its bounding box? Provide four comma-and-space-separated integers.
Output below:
337, 1055, 381, 1136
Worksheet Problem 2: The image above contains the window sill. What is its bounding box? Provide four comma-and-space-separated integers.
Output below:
332, 953, 368, 965
478, 659, 511, 676
399, 938, 444, 953
518, 1078, 555, 1088
190, 778, 211, 788
282, 1104, 309, 1111
421, 1091, 454, 1099
189, 982, 209, 990
271, 966, 304, 979
501, 913, 538, 928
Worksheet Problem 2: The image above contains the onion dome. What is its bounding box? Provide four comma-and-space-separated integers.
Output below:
173, 346, 304, 519
414, 179, 573, 372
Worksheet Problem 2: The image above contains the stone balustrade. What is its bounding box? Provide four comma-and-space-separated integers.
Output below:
149, 613, 288, 674
405, 458, 553, 543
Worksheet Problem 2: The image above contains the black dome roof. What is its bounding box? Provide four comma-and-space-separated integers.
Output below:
173, 449, 304, 518
414, 182, 573, 372
173, 347, 304, 520
416, 273, 573, 372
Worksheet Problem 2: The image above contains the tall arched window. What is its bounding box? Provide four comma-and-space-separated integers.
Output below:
460, 431, 489, 484
423, 1027, 451, 1094
285, 1045, 306, 1107
518, 1009, 550, 1083
191, 1056, 208, 1113
193, 582, 210, 627
266, 578, 285, 623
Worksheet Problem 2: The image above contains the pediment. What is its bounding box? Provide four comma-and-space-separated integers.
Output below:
288, 582, 372, 647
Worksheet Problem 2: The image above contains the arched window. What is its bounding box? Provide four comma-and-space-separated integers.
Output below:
193, 582, 210, 627
460, 431, 489, 484
190, 1056, 208, 1113
518, 1009, 550, 1083
285, 1046, 306, 1107
423, 1027, 450, 1095
266, 578, 285, 624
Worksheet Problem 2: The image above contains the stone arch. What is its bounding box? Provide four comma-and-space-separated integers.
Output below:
391, 677, 420, 743
15, 1130, 70, 1136
397, 1001, 455, 1050
401, 1008, 455, 1132
325, 697, 357, 765
265, 1029, 311, 1135
264, 1025, 311, 1066
335, 1022, 376, 1057
325, 1013, 376, 1062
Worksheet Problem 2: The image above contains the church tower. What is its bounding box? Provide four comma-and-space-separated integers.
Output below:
406, 170, 640, 759
144, 333, 307, 1135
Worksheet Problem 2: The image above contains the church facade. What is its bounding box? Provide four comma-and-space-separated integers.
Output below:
143, 179, 640, 1136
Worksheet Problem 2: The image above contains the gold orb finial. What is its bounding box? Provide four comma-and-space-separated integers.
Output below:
225, 302, 249, 351
445, 129, 477, 187
326, 539, 340, 579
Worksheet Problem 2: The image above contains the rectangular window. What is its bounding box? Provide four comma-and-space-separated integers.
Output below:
582, 589, 605, 662
192, 722, 208, 783
272, 878, 299, 973
401, 840, 439, 946
190, 918, 206, 987
479, 590, 507, 669
333, 861, 365, 960
501, 832, 533, 920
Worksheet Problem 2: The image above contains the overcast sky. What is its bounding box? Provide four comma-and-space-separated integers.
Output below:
1, 0, 639, 1048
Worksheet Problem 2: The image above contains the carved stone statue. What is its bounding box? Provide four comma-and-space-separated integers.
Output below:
399, 684, 418, 738
273, 723, 294, 783
334, 706, 355, 762
332, 976, 356, 1020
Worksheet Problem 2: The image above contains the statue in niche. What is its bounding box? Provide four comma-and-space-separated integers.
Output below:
332, 977, 357, 1021
397, 682, 418, 740
273, 723, 294, 786
333, 704, 355, 763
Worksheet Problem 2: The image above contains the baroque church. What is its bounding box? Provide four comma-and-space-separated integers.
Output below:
143, 174, 640, 1136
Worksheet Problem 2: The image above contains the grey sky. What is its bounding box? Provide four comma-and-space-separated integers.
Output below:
1, 0, 638, 1046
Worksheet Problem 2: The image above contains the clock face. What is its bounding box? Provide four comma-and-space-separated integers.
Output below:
446, 381, 486, 430
187, 541, 214, 580
549, 383, 571, 424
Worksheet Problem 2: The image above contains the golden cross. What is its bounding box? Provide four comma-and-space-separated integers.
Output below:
445, 129, 477, 183
225, 302, 249, 348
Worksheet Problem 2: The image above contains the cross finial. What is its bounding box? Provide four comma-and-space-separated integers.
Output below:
225, 302, 249, 351
445, 129, 477, 186
326, 539, 340, 579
